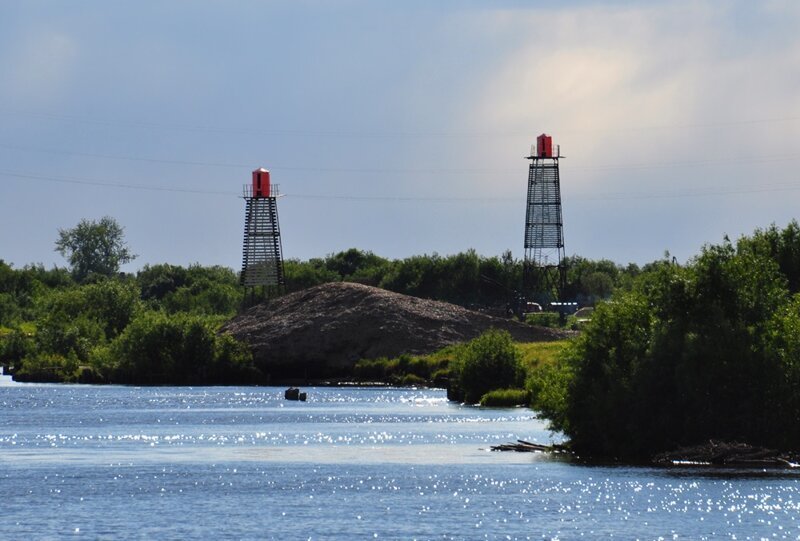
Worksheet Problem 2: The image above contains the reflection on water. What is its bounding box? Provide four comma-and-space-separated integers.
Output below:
2, 384, 799, 540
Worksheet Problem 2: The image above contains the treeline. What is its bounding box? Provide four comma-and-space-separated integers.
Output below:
0, 247, 637, 384
284, 248, 641, 308
0, 213, 643, 385
529, 221, 800, 458
0, 262, 255, 384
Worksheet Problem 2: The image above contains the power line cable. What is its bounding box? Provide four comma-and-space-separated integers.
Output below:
0, 142, 508, 174
3, 141, 800, 175
0, 170, 235, 196
1, 108, 799, 138
4, 168, 800, 202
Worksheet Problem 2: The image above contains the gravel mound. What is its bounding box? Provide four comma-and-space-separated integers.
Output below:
222, 282, 570, 380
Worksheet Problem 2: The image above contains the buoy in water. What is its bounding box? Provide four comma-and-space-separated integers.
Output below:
284, 387, 307, 401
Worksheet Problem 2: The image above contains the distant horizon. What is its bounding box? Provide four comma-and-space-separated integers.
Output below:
5, 218, 788, 275
3, 1, 799, 271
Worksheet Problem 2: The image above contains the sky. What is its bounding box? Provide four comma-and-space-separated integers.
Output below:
1, 0, 799, 273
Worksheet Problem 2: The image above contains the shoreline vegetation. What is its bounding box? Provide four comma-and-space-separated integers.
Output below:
4, 219, 800, 464
1, 244, 593, 386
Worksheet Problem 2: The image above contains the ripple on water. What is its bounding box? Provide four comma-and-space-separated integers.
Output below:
2, 385, 800, 540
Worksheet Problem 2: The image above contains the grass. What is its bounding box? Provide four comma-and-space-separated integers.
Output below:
479, 388, 530, 407
0, 321, 36, 337
353, 339, 572, 390
353, 352, 452, 385
518, 341, 571, 371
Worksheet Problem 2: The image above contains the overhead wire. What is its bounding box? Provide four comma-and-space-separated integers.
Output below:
3, 141, 800, 175
2, 108, 800, 202
4, 168, 800, 203
1, 107, 800, 138
0, 169, 235, 196
0, 142, 509, 174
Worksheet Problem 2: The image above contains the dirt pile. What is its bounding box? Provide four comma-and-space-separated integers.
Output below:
222, 282, 570, 381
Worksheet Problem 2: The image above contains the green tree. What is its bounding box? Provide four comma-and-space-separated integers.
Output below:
21, 279, 141, 375
283, 259, 340, 291
110, 311, 256, 384
323, 248, 390, 285
0, 329, 36, 367
55, 216, 136, 282
547, 230, 795, 459
452, 329, 523, 404
738, 220, 800, 293
163, 280, 242, 316
36, 279, 141, 341
563, 255, 623, 305
137, 263, 189, 302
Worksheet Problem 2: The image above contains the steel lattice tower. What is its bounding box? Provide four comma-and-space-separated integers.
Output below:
241, 168, 285, 291
523, 134, 566, 303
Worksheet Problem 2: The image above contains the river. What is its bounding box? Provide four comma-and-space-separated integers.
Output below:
1, 379, 799, 540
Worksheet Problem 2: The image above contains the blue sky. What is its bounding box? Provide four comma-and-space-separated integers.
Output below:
2, 1, 799, 272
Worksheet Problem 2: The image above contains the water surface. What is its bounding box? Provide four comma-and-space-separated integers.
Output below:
2, 382, 798, 540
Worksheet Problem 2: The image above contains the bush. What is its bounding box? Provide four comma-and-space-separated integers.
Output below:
526, 350, 573, 431
35, 279, 140, 344
399, 373, 427, 386
479, 388, 530, 407
34, 313, 106, 364
452, 329, 523, 404
137, 263, 188, 301
0, 328, 36, 367
353, 357, 389, 381
14, 352, 78, 382
525, 312, 562, 328
541, 225, 800, 459
162, 280, 242, 316
110, 311, 256, 385
353, 353, 451, 386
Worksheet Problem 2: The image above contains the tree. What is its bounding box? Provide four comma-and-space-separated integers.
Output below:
55, 216, 136, 282
452, 329, 524, 404
542, 229, 796, 459
110, 311, 256, 384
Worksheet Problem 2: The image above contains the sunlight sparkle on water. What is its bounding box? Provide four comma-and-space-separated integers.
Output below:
2, 385, 799, 540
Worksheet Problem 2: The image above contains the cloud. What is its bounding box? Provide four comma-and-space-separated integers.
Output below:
465, 2, 800, 194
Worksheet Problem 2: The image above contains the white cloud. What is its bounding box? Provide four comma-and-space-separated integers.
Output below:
464, 2, 800, 194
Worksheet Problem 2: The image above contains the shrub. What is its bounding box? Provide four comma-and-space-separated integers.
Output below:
354, 353, 451, 385
0, 328, 36, 367
526, 351, 573, 432
353, 357, 389, 381
399, 373, 427, 386
452, 329, 523, 404
542, 226, 800, 459
479, 388, 530, 407
34, 313, 106, 364
14, 352, 78, 382
110, 311, 256, 385
525, 312, 562, 328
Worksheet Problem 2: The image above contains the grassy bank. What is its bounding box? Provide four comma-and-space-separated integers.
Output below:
353, 336, 571, 407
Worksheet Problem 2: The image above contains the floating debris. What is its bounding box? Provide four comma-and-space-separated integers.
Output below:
490, 439, 567, 453
652, 440, 800, 468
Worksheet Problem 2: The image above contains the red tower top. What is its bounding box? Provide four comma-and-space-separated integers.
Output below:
252, 168, 271, 198
536, 134, 554, 158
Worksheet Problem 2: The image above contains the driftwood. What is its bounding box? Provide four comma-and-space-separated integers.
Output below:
490, 439, 567, 453
652, 440, 800, 468
492, 439, 800, 469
